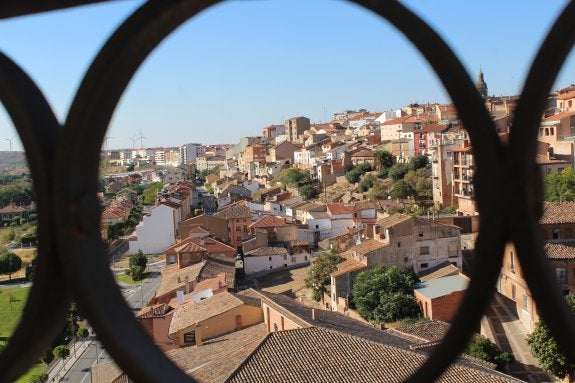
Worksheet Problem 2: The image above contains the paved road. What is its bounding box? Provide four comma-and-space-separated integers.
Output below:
51, 266, 163, 382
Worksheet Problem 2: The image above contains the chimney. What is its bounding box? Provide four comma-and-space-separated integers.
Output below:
311, 309, 316, 320
184, 275, 190, 294
176, 290, 184, 305
195, 323, 203, 347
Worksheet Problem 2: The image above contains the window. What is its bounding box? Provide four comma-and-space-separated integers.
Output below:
570, 100, 573, 108
553, 228, 560, 239
304, 256, 308, 262
511, 284, 516, 300
397, 242, 401, 248
282, 254, 287, 260
273, 323, 278, 332
545, 128, 549, 136
291, 257, 296, 263
419, 230, 423, 238
421, 263, 429, 268
550, 127, 555, 135
420, 246, 430, 255
315, 224, 319, 229
556, 268, 567, 284
404, 257, 409, 263
523, 294, 529, 311
510, 251, 515, 272
269, 256, 272, 261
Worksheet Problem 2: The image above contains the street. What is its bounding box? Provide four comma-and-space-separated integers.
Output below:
50, 263, 163, 382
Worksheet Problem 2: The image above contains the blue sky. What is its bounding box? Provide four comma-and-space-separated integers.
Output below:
1, 0, 574, 151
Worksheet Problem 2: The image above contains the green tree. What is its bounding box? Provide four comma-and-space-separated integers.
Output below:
142, 182, 164, 205
29, 373, 48, 383
466, 335, 513, 370
369, 183, 388, 201
352, 265, 420, 323
53, 345, 70, 370
305, 251, 344, 302
404, 169, 433, 200
129, 250, 148, 281
0, 252, 22, 280
300, 184, 319, 200
374, 150, 394, 169
544, 166, 575, 202
388, 163, 410, 181
528, 294, 575, 378
408, 155, 429, 171
76, 326, 89, 339
358, 174, 376, 192
390, 180, 415, 199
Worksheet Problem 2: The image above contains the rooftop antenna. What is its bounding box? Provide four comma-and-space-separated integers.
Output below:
4, 136, 14, 151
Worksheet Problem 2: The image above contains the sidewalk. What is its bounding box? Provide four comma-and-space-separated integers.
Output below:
47, 336, 93, 382
486, 293, 556, 382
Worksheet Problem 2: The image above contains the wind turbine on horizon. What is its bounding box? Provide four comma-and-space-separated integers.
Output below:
4, 136, 14, 151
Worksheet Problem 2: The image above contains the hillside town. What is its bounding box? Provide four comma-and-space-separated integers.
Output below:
3, 73, 575, 382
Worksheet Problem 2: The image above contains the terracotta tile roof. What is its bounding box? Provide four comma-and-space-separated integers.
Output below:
326, 203, 355, 215
169, 291, 258, 336
351, 149, 374, 157
354, 201, 378, 210
376, 214, 413, 228
540, 202, 575, 224
354, 239, 386, 255
192, 273, 228, 294
156, 262, 205, 298
330, 258, 367, 277
199, 256, 236, 288
308, 211, 330, 219
189, 225, 210, 235
214, 201, 252, 219
294, 202, 325, 212
249, 215, 293, 229
0, 203, 27, 214
252, 290, 413, 349
545, 240, 575, 259
227, 327, 521, 383
167, 323, 268, 383
388, 320, 450, 343
175, 241, 207, 254
90, 362, 130, 383
543, 110, 575, 122
136, 303, 172, 319
245, 246, 288, 257
418, 261, 461, 282
419, 123, 444, 133
164, 237, 194, 255
189, 237, 236, 255
382, 116, 410, 125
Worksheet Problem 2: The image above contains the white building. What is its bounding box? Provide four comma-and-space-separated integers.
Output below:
243, 246, 310, 275
128, 203, 178, 255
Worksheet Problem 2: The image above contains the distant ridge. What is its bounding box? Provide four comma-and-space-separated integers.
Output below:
0, 151, 27, 168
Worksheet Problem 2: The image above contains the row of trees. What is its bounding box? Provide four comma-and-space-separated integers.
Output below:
0, 179, 33, 208
273, 168, 319, 201
545, 166, 575, 202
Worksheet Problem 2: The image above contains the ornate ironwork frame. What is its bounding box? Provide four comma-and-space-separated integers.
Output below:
1, 1, 575, 382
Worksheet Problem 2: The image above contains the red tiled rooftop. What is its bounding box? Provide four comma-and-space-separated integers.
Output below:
249, 215, 293, 229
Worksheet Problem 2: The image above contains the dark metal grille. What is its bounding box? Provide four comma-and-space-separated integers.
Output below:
1, 1, 575, 382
